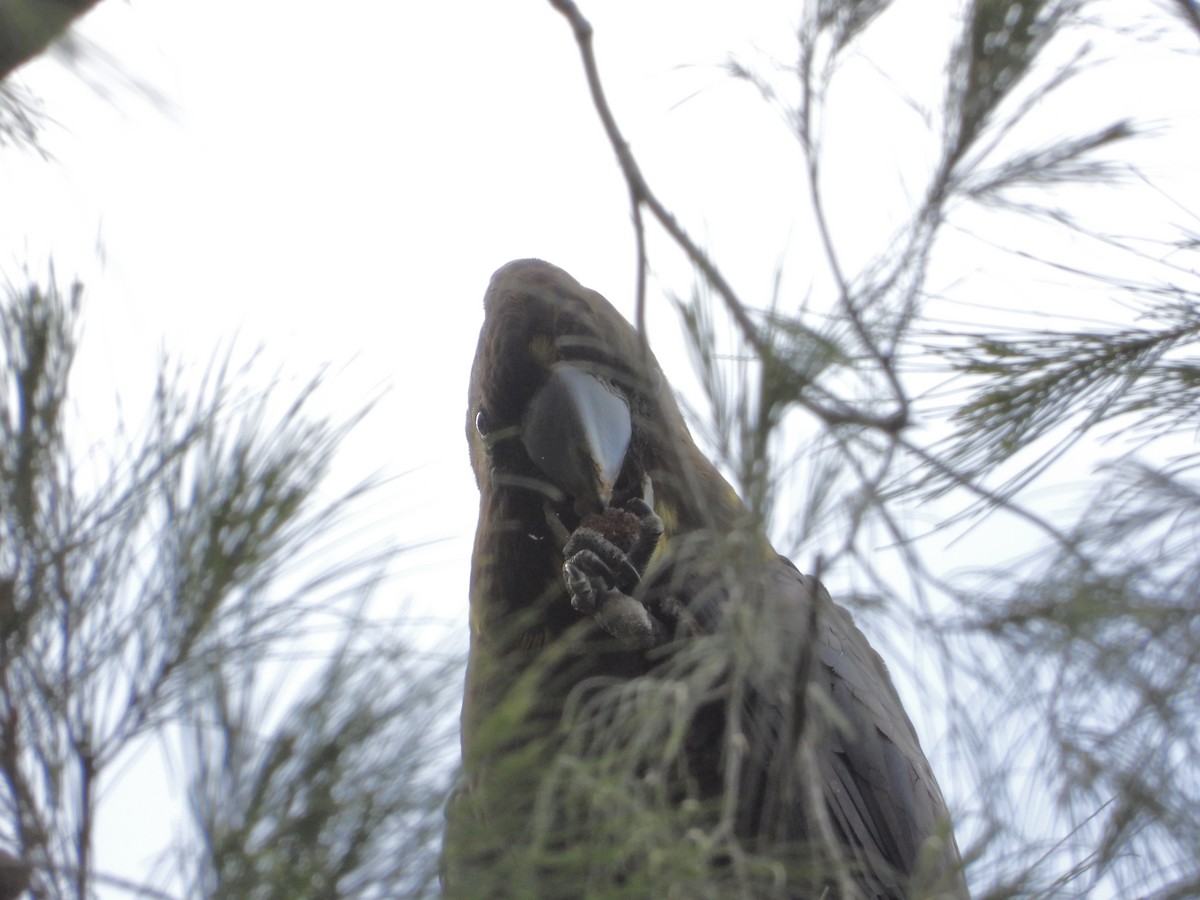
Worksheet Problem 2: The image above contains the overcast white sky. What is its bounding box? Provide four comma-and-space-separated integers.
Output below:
3, 1, 1198, 895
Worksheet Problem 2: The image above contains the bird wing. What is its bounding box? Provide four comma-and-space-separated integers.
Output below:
639, 533, 966, 898
807, 571, 963, 897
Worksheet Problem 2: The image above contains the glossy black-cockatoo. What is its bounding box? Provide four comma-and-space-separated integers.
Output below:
445, 259, 968, 898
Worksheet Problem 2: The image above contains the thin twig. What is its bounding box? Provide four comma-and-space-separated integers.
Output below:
1174, 0, 1200, 40
796, 28, 910, 428
630, 181, 649, 344
895, 432, 1084, 561
547, 0, 909, 435
546, 1, 763, 350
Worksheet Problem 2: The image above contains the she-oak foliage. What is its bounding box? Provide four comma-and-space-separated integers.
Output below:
0, 277, 455, 899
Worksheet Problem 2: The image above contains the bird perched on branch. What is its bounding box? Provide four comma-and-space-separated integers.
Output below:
445, 259, 968, 898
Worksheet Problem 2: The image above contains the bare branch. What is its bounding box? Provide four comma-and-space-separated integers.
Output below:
1173, 0, 1200, 40
547, 0, 909, 436
0, 0, 105, 82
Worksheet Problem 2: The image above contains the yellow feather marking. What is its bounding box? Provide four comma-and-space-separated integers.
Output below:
725, 483, 741, 509
655, 501, 678, 551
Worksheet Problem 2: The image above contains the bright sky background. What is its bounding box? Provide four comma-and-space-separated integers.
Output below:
3, 1, 1198, 896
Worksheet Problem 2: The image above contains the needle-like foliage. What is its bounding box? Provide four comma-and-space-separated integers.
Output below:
0, 275, 457, 899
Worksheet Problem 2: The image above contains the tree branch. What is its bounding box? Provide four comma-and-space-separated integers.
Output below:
0, 0, 104, 82
1174, 0, 1200, 41
547, 0, 908, 435
546, 0, 767, 356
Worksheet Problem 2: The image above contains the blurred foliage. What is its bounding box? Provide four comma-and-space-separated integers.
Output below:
0, 82, 42, 155
185, 622, 456, 899
0, 275, 457, 898
930, 295, 1200, 501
